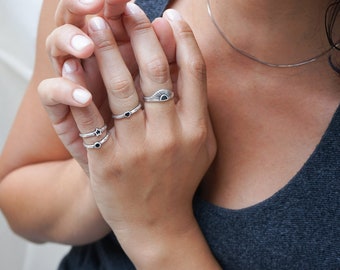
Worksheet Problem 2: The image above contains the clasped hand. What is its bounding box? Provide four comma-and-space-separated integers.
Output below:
38, 0, 216, 265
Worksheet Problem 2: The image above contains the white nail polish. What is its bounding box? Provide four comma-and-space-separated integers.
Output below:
125, 2, 142, 15
79, 0, 94, 4
164, 9, 182, 21
71, 35, 91, 51
63, 60, 77, 74
73, 89, 91, 104
89, 17, 107, 31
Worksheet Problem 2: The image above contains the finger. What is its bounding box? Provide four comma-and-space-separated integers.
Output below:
152, 17, 176, 64
103, 0, 137, 77
47, 24, 94, 74
55, 0, 131, 43
124, 3, 173, 96
123, 3, 176, 127
104, 0, 131, 41
87, 16, 144, 139
55, 0, 104, 28
61, 58, 112, 152
38, 74, 92, 167
163, 10, 208, 123
38, 76, 91, 112
46, 25, 107, 107
152, 17, 178, 101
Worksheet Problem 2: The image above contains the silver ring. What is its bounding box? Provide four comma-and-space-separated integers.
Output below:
79, 125, 107, 138
83, 134, 110, 149
144, 89, 174, 103
112, 103, 142, 120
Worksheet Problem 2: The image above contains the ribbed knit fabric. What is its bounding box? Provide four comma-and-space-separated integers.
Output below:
194, 104, 340, 269
135, 0, 169, 21
58, 1, 340, 268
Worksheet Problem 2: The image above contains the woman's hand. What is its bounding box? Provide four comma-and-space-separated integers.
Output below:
90, 5, 217, 267
41, 0, 176, 173
40, 0, 139, 172
40, 2, 218, 268
52, 0, 137, 74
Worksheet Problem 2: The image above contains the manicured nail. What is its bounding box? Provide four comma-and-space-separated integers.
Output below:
125, 2, 143, 15
164, 9, 182, 21
73, 89, 91, 104
89, 17, 108, 31
63, 59, 77, 74
79, 0, 95, 4
71, 35, 92, 51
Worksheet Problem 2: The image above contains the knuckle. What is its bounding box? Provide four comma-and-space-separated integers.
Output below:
188, 57, 207, 81
104, 0, 129, 20
185, 121, 209, 148
78, 115, 98, 128
46, 28, 62, 57
93, 34, 117, 52
144, 58, 170, 84
192, 126, 208, 146
108, 77, 133, 99
176, 20, 195, 40
130, 17, 153, 34
174, 21, 207, 80
151, 133, 179, 157
56, 0, 88, 27
38, 79, 58, 104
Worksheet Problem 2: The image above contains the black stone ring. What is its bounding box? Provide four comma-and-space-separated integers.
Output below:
79, 125, 107, 138
83, 134, 110, 149
112, 103, 142, 120
144, 89, 174, 103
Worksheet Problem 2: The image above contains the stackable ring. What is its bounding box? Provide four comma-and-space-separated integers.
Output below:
112, 103, 142, 120
83, 134, 110, 149
79, 125, 107, 138
144, 89, 174, 103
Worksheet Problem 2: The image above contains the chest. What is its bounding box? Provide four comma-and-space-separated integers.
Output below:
139, 0, 339, 211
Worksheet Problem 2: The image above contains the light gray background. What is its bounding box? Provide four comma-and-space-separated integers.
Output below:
0, 0, 70, 269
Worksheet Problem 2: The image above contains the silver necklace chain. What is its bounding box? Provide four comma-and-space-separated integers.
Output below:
206, 0, 335, 68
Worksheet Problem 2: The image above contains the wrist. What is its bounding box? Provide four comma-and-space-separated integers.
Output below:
117, 215, 221, 270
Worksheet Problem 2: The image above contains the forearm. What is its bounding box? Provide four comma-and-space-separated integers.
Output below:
0, 158, 109, 245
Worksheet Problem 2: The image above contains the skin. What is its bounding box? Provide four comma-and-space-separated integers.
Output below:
0, 0, 339, 268
0, 0, 110, 245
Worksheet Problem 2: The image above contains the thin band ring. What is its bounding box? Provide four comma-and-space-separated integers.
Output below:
79, 125, 107, 138
144, 89, 174, 103
112, 103, 142, 120
83, 134, 110, 149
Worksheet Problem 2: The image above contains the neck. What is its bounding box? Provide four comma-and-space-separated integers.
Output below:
205, 0, 334, 66
214, 0, 328, 21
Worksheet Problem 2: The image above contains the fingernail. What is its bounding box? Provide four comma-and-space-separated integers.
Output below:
71, 35, 92, 51
125, 2, 143, 15
164, 9, 182, 21
89, 17, 108, 31
73, 89, 91, 104
79, 0, 94, 4
63, 59, 77, 74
